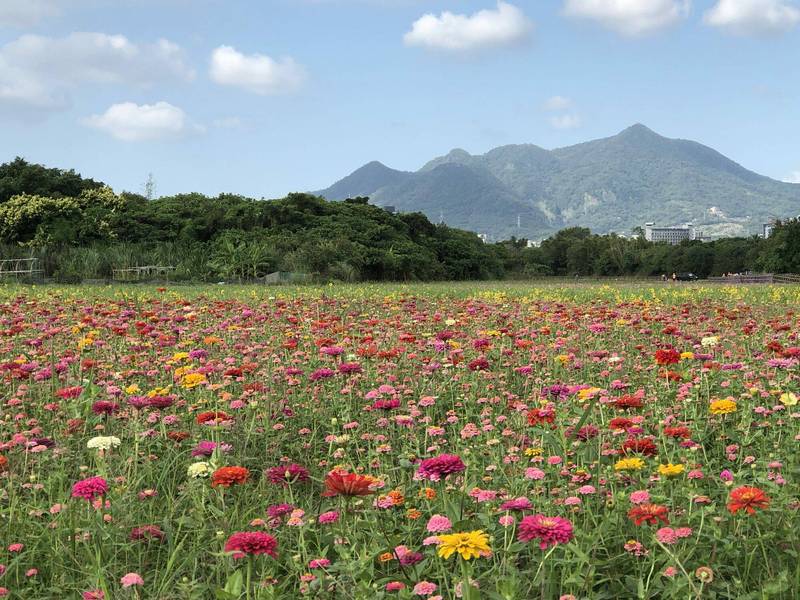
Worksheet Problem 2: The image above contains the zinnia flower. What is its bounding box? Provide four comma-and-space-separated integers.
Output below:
709, 398, 737, 415
71, 476, 108, 501
727, 486, 770, 515
265, 463, 310, 486
518, 515, 574, 550
120, 573, 143, 588
321, 471, 377, 497
210, 466, 249, 488
628, 504, 669, 526
436, 530, 491, 560
416, 454, 466, 482
224, 532, 278, 559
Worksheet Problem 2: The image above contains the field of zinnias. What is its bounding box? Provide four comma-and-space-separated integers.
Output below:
1, 283, 799, 600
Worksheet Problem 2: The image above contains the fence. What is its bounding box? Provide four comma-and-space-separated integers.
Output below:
0, 258, 44, 279
706, 273, 800, 285
112, 266, 176, 282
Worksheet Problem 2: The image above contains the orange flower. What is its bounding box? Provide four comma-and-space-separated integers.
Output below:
211, 466, 250, 488
387, 490, 405, 506
727, 486, 770, 515
406, 508, 422, 520
195, 411, 230, 425
321, 471, 377, 497
0, 455, 7, 471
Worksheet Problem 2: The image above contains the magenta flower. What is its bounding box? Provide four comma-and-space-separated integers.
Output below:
518, 514, 574, 550
71, 476, 108, 501
416, 454, 465, 482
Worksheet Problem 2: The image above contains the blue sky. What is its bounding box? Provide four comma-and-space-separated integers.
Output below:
1, 0, 799, 198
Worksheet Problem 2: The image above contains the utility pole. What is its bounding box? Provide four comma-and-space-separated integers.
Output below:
143, 173, 156, 200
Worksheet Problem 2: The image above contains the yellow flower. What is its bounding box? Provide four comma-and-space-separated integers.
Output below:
578, 387, 601, 401
437, 530, 491, 560
181, 372, 207, 389
709, 398, 737, 415
556, 354, 570, 364
658, 463, 685, 478
779, 392, 798, 407
614, 457, 645, 471
680, 351, 694, 360
124, 384, 140, 394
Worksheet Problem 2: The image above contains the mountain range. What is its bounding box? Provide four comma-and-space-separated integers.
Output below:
315, 124, 800, 240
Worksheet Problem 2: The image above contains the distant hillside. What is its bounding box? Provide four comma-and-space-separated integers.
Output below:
317, 124, 800, 240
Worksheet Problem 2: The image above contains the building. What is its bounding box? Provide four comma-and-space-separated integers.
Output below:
644, 222, 698, 245
762, 222, 775, 239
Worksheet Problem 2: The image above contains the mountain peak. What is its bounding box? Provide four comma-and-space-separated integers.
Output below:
618, 123, 660, 138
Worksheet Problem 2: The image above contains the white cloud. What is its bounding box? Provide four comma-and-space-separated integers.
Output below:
209, 45, 306, 95
550, 114, 582, 129
403, 1, 533, 52
0, 32, 194, 116
704, 0, 800, 36
785, 170, 800, 184
0, 0, 60, 27
83, 101, 204, 141
544, 95, 573, 111
563, 0, 690, 36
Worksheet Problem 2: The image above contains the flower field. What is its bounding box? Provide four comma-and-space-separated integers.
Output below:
1, 283, 799, 599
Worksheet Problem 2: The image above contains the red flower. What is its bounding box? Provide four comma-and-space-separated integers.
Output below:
211, 466, 250, 488
224, 532, 278, 559
195, 411, 230, 425
727, 486, 770, 515
527, 407, 555, 427
655, 349, 681, 366
614, 395, 643, 410
321, 471, 377, 497
628, 503, 669, 526
622, 438, 657, 457
663, 426, 691, 439
265, 463, 310, 486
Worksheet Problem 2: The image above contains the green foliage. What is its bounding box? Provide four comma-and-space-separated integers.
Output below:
2, 158, 798, 283
0, 157, 105, 204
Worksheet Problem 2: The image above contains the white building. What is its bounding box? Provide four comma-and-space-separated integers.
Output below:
762, 222, 775, 239
644, 222, 698, 245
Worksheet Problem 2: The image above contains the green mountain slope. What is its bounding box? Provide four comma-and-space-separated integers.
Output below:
318, 125, 800, 239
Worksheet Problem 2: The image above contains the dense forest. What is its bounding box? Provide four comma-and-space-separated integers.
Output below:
0, 158, 798, 282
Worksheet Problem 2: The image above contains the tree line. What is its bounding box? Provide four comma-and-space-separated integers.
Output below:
0, 158, 798, 282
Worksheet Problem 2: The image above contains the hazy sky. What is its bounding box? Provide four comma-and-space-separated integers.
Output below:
2, 0, 799, 197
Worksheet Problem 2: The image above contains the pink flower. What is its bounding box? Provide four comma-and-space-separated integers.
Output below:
656, 527, 678, 545
426, 515, 452, 533
120, 573, 144, 588
416, 454, 465, 481
413, 581, 438, 596
7, 543, 23, 553
500, 497, 532, 512
224, 532, 278, 559
82, 591, 104, 600
71, 477, 108, 502
675, 527, 693, 539
318, 511, 339, 524
499, 515, 516, 527
525, 467, 545, 480
629, 490, 650, 505
663, 566, 678, 577
386, 582, 406, 591
309, 558, 331, 569
518, 515, 574, 550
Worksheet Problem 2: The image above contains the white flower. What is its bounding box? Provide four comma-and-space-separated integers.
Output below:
86, 436, 121, 451
701, 336, 719, 347
187, 462, 211, 478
